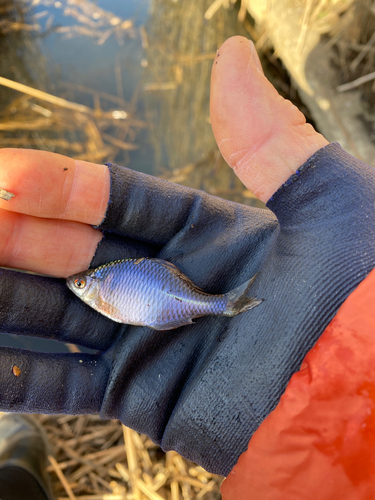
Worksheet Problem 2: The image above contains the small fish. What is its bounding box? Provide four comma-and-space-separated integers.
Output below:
67, 258, 262, 331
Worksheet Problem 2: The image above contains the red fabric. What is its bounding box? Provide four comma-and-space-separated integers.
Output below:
221, 267, 375, 500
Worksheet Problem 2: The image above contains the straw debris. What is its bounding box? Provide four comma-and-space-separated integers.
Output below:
34, 414, 223, 500
0, 0, 145, 165
0, 74, 146, 165
0, 187, 15, 201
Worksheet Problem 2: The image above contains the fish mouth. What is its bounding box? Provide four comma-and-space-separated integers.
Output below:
66, 276, 76, 293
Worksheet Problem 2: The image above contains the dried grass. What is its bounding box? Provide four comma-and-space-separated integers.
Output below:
0, 0, 146, 165
0, 75, 146, 164
0, 0, 135, 45
34, 414, 223, 500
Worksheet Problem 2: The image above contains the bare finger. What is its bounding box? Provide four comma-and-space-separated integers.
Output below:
0, 148, 110, 224
0, 208, 102, 277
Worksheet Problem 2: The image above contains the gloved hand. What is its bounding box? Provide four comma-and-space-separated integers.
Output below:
0, 37, 374, 477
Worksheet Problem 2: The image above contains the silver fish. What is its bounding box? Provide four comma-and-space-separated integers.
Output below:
66, 258, 262, 330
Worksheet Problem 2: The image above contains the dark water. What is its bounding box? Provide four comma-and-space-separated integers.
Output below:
0, 0, 260, 353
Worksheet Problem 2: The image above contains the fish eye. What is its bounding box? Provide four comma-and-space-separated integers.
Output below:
74, 278, 86, 289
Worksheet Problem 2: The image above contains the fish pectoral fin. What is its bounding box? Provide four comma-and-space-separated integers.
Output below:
149, 318, 194, 331
98, 301, 123, 322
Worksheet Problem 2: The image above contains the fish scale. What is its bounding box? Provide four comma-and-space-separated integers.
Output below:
67, 258, 262, 331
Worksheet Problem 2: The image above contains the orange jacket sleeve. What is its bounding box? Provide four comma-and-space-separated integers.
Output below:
222, 267, 375, 500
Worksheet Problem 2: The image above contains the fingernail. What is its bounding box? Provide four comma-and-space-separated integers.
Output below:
249, 40, 264, 75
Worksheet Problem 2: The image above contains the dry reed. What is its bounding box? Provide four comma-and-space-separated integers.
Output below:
34, 414, 223, 500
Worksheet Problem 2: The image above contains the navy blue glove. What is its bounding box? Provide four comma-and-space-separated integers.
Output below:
0, 143, 374, 475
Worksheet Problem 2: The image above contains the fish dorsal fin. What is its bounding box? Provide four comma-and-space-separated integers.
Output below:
155, 259, 205, 293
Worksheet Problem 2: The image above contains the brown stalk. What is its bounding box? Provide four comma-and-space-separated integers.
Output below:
49, 455, 78, 500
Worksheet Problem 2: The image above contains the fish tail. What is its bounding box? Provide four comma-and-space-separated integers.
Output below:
223, 273, 263, 317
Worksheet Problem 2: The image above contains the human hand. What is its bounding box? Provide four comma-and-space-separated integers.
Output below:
0, 37, 374, 481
